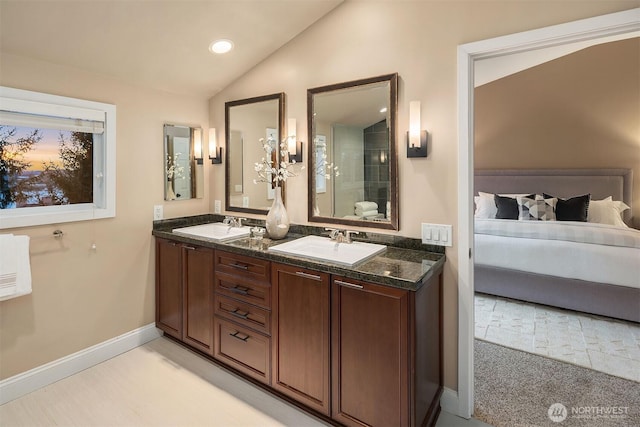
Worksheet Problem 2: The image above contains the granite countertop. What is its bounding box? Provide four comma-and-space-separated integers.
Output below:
152, 215, 445, 291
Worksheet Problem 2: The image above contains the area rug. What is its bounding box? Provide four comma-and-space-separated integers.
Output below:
474, 339, 640, 427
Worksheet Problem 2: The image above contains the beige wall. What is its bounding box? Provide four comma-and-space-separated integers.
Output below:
0, 53, 210, 379
0, 0, 636, 393
209, 1, 639, 390
475, 38, 640, 226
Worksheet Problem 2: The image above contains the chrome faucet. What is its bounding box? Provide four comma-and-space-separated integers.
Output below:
326, 228, 359, 244
223, 216, 245, 229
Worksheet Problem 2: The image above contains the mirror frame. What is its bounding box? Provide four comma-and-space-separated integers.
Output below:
307, 73, 398, 230
225, 92, 285, 215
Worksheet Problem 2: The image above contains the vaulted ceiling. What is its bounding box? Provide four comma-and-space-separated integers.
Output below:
0, 0, 343, 98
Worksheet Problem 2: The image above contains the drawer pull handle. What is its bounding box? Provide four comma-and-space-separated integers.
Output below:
295, 271, 322, 281
230, 308, 249, 320
230, 262, 249, 270
228, 285, 249, 295
229, 331, 249, 342
335, 280, 363, 290
184, 246, 196, 250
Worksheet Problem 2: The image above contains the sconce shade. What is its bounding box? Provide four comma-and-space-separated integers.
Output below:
193, 128, 203, 164
209, 128, 223, 164
407, 100, 427, 157
287, 117, 303, 163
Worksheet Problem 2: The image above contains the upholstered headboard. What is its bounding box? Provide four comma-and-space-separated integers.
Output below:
474, 168, 633, 225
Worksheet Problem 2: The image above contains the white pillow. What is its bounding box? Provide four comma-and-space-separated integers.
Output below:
474, 192, 497, 218
587, 196, 630, 227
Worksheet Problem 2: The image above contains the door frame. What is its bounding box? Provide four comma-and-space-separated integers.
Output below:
456, 8, 639, 418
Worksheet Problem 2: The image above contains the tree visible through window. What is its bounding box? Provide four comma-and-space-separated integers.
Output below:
0, 125, 94, 209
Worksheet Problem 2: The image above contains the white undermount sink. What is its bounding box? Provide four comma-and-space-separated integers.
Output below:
172, 222, 251, 242
268, 235, 386, 267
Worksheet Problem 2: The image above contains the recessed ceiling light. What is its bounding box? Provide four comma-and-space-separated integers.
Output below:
209, 39, 233, 54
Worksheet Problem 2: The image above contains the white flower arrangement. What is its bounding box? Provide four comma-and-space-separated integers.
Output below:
252, 135, 340, 186
314, 137, 340, 180
253, 136, 303, 185
166, 153, 186, 180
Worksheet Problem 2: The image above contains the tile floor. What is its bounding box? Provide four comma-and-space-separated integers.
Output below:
0, 336, 491, 426
475, 293, 640, 383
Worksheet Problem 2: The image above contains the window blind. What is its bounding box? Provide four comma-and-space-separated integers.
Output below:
0, 110, 104, 134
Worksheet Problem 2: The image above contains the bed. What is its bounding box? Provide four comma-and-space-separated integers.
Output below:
474, 168, 640, 323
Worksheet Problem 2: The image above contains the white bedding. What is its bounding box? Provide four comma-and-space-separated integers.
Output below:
475, 219, 640, 289
475, 218, 640, 249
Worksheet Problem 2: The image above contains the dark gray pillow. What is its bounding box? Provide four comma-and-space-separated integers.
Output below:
494, 194, 535, 219
543, 193, 590, 222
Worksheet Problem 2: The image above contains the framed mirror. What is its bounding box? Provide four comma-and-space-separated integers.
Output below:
225, 93, 285, 214
163, 124, 204, 201
307, 73, 398, 230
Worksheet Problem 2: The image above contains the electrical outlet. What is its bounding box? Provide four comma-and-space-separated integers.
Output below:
153, 205, 163, 220
421, 223, 452, 247
214, 200, 221, 214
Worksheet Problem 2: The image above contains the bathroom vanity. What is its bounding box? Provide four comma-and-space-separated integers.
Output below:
153, 216, 445, 427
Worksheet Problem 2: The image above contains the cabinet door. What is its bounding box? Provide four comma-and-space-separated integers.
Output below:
272, 263, 330, 415
332, 276, 409, 427
156, 239, 183, 339
183, 245, 214, 355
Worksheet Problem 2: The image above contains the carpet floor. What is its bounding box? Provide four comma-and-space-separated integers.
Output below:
474, 339, 640, 427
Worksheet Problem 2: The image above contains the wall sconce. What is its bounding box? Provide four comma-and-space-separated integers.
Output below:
380, 150, 387, 164
287, 118, 303, 163
407, 100, 427, 158
209, 128, 223, 164
193, 128, 203, 164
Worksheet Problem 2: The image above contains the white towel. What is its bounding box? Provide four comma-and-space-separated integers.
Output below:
0, 234, 32, 301
359, 210, 379, 218
0, 234, 18, 298
355, 201, 378, 216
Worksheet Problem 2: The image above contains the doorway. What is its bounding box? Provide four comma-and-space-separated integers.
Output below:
455, 8, 640, 418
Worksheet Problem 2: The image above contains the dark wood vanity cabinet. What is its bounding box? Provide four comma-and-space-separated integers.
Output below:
331, 273, 443, 427
271, 263, 331, 416
155, 238, 213, 355
156, 237, 443, 426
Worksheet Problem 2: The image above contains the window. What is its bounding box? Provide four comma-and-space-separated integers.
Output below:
0, 87, 116, 229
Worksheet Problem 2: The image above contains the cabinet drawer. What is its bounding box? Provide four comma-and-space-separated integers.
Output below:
215, 272, 271, 309
215, 294, 271, 335
214, 317, 271, 385
215, 251, 270, 283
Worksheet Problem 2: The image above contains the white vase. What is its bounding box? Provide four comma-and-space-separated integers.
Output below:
166, 180, 176, 200
266, 185, 289, 240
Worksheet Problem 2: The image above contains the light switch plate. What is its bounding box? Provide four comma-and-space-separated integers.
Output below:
421, 223, 453, 247
153, 205, 163, 220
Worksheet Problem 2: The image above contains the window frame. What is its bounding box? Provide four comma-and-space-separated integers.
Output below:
0, 86, 116, 229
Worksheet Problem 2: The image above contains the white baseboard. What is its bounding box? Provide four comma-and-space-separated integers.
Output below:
441, 387, 463, 417
0, 323, 161, 405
